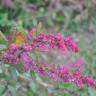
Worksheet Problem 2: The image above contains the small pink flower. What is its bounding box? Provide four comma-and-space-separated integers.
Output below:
64, 35, 79, 52
9, 43, 19, 50
22, 43, 32, 51
27, 32, 32, 39
27, 28, 37, 39
31, 27, 36, 32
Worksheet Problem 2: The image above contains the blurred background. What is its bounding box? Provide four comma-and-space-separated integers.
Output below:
0, 0, 96, 96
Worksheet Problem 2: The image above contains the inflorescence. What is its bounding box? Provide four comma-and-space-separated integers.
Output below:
1, 28, 96, 88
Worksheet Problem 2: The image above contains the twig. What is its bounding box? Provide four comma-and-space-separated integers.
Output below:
0, 31, 8, 42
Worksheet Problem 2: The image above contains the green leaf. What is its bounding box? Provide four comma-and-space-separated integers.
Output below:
10, 67, 18, 80
88, 87, 96, 96
35, 74, 42, 82
56, 15, 64, 22
32, 31, 37, 38
0, 73, 5, 78
59, 82, 72, 88
14, 64, 24, 71
8, 85, 17, 96
29, 81, 37, 93
30, 71, 35, 78
0, 85, 5, 95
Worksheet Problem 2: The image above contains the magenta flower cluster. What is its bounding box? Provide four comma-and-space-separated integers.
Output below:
1, 28, 96, 88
